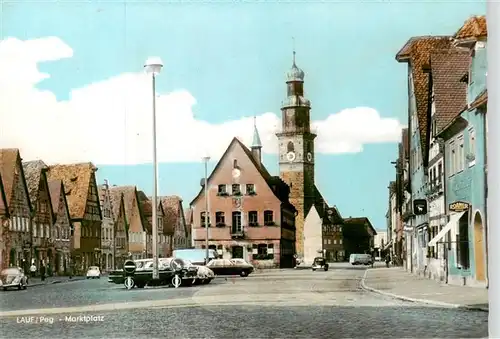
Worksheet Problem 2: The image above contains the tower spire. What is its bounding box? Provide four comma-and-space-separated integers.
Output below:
292, 37, 296, 66
251, 115, 262, 166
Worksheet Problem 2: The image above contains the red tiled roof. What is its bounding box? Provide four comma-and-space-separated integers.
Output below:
455, 15, 487, 39
430, 49, 470, 134
396, 36, 453, 164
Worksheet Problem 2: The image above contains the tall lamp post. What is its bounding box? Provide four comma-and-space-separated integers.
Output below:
144, 56, 163, 280
202, 156, 210, 263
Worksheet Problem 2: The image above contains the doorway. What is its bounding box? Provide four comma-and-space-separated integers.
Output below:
232, 246, 243, 259
457, 212, 470, 269
473, 212, 486, 281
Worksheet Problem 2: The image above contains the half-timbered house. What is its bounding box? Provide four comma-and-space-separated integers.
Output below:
137, 191, 168, 257
98, 180, 115, 271
47, 163, 102, 273
48, 180, 72, 275
0, 149, 32, 270
23, 160, 55, 272
162, 196, 189, 254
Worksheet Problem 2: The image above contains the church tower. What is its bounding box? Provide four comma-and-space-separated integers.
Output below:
277, 51, 316, 258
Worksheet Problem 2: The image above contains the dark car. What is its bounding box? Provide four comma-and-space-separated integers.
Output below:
207, 259, 254, 277
108, 258, 197, 289
0, 267, 28, 290
311, 257, 329, 271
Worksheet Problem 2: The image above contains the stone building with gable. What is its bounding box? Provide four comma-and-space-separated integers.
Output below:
47, 163, 102, 273
0, 149, 32, 269
161, 196, 189, 255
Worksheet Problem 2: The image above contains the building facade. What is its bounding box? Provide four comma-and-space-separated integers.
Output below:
138, 191, 169, 258
321, 206, 345, 262
189, 134, 297, 268
396, 36, 453, 274
0, 149, 32, 270
162, 196, 189, 254
0, 172, 10, 269
47, 163, 102, 273
432, 17, 488, 287
342, 217, 377, 258
99, 180, 115, 271
23, 160, 55, 273
110, 186, 146, 260
47, 180, 72, 275
109, 189, 128, 268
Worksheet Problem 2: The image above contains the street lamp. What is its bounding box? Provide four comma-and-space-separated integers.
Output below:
202, 156, 210, 263
144, 56, 163, 280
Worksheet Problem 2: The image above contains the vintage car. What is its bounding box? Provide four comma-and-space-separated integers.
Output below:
86, 266, 101, 279
0, 267, 28, 290
311, 257, 329, 271
184, 260, 215, 285
207, 259, 254, 277
108, 258, 198, 289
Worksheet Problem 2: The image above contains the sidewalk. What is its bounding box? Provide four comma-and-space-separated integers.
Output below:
28, 276, 86, 287
361, 267, 489, 312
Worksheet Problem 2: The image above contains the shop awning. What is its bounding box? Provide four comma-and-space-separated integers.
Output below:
428, 211, 466, 246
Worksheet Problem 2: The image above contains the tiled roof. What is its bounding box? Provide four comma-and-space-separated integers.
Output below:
313, 186, 329, 218
455, 15, 487, 39
109, 185, 141, 229
0, 172, 8, 216
396, 36, 453, 164
22, 160, 48, 206
48, 180, 63, 212
108, 188, 124, 223
431, 49, 470, 134
343, 217, 377, 236
0, 148, 21, 206
190, 137, 296, 213
137, 190, 152, 233
161, 196, 182, 236
322, 206, 342, 224
47, 163, 96, 219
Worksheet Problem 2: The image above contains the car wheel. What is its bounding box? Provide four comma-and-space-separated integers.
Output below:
204, 278, 212, 285
240, 271, 247, 277
312, 268, 316, 271
324, 267, 328, 272
3, 287, 6, 291
18, 283, 22, 290
86, 277, 90, 279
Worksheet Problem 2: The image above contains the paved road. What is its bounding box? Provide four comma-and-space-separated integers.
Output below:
0, 264, 488, 338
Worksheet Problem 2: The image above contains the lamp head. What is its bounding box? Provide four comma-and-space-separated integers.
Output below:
144, 57, 163, 75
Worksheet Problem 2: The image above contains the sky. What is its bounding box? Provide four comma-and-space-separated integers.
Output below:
0, 0, 486, 231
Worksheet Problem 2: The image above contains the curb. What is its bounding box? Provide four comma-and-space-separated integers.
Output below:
28, 277, 86, 288
360, 269, 489, 312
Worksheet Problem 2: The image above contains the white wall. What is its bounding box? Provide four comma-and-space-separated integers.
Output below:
374, 232, 387, 248
303, 206, 323, 265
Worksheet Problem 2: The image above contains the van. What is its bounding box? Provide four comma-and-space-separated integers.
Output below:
349, 254, 373, 265
173, 249, 219, 266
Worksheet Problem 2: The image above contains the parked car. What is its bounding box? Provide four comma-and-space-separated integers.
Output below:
207, 259, 254, 277
108, 257, 197, 289
0, 267, 28, 290
311, 257, 329, 271
86, 266, 101, 279
349, 254, 373, 265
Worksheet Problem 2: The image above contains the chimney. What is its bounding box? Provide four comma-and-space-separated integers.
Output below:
103, 179, 109, 189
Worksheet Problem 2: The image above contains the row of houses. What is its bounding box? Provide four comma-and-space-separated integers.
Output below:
0, 148, 191, 275
386, 15, 488, 287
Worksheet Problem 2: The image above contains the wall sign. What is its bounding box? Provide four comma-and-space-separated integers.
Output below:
449, 201, 470, 212
413, 199, 428, 215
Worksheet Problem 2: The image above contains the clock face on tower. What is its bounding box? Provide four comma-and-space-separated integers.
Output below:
286, 151, 296, 162
307, 152, 312, 162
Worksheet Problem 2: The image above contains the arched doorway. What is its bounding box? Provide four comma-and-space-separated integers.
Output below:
108, 254, 113, 270
473, 212, 486, 281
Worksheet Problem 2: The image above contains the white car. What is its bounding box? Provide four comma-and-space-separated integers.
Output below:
184, 260, 215, 284
86, 266, 101, 279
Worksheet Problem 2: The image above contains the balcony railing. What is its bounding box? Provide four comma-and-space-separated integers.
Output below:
231, 227, 244, 239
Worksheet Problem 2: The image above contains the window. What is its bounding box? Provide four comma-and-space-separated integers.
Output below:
233, 159, 238, 168
253, 243, 273, 260
327, 239, 331, 245
231, 184, 241, 196
217, 184, 227, 196
287, 141, 294, 152
437, 163, 443, 184
215, 211, 225, 226
232, 212, 242, 232
248, 211, 258, 226
200, 211, 210, 227
468, 128, 476, 165
458, 137, 465, 172
264, 210, 274, 226
333, 239, 337, 245
339, 239, 343, 245
323, 239, 327, 245
450, 142, 456, 176
33, 224, 37, 237
246, 184, 256, 195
